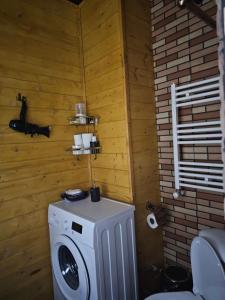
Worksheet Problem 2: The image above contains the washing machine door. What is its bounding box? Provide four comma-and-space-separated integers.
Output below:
52, 234, 90, 300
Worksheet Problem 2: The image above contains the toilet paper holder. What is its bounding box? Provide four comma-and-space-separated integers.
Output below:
146, 201, 167, 228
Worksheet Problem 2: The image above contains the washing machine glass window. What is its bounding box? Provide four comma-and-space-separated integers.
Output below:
52, 235, 90, 300
58, 245, 79, 290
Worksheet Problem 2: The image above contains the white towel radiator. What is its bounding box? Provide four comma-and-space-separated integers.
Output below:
171, 76, 224, 197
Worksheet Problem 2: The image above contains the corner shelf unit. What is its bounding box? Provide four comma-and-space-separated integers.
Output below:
69, 115, 101, 160
172, 76, 224, 194
69, 115, 99, 126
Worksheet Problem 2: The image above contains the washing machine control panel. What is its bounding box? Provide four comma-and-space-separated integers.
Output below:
48, 205, 95, 247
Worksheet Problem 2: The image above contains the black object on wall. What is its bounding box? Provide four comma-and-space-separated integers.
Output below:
9, 93, 50, 138
67, 0, 83, 5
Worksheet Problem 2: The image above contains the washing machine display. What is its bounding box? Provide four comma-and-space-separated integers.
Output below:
71, 221, 82, 234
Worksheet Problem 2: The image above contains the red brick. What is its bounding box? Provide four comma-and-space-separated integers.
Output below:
154, 14, 176, 30
166, 28, 189, 43
156, 53, 178, 66
190, 30, 216, 47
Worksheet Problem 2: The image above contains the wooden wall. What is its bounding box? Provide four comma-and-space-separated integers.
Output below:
0, 0, 89, 298
0, 0, 163, 298
123, 0, 163, 276
81, 0, 163, 287
81, 0, 133, 202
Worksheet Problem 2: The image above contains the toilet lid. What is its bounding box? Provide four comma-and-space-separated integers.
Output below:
191, 236, 225, 300
145, 291, 202, 300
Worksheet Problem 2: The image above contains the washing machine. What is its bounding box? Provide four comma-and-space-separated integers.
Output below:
48, 195, 138, 300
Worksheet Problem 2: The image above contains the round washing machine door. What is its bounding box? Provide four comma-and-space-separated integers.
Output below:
52, 234, 90, 300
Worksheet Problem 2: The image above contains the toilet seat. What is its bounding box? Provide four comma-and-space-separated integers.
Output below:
145, 291, 203, 300
191, 236, 225, 300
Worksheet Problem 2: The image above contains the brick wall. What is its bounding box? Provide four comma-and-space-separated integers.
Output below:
150, 0, 225, 268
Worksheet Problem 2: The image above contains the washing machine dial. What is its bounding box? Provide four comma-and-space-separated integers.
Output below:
49, 213, 60, 226
63, 220, 69, 231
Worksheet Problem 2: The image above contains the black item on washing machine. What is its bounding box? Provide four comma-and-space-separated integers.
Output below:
61, 190, 88, 201
161, 265, 192, 292
90, 186, 100, 202
58, 245, 79, 290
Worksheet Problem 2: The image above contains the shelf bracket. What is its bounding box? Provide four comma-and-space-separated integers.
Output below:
178, 0, 216, 30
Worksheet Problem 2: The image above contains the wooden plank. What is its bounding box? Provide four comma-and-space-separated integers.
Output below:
0, 107, 79, 126
0, 30, 81, 68
0, 69, 82, 96
0, 125, 81, 144
83, 32, 121, 66
0, 226, 48, 260
0, 238, 49, 280
133, 151, 159, 171
0, 141, 74, 162
89, 102, 126, 124
92, 168, 130, 188
97, 120, 127, 138
0, 256, 51, 298
123, 0, 162, 272
85, 48, 123, 81
128, 66, 154, 87
131, 135, 158, 153
82, 13, 121, 52
125, 13, 152, 52
0, 208, 48, 242
0, 0, 80, 44
127, 47, 153, 71
0, 50, 82, 82
22, 0, 80, 24
85, 67, 124, 96
135, 185, 160, 204
100, 137, 128, 154
131, 119, 157, 137
0, 182, 90, 222
91, 153, 129, 170
125, 0, 151, 23
129, 84, 157, 104
0, 1, 86, 298
0, 168, 89, 202
130, 102, 157, 120
94, 181, 132, 203
81, 0, 119, 36
0, 87, 82, 110
0, 156, 87, 183
6, 278, 53, 300
86, 85, 124, 110
0, 76, 83, 97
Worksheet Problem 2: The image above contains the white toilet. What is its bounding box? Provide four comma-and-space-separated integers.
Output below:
145, 228, 225, 300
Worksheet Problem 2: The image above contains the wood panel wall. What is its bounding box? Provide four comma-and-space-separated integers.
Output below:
0, 0, 163, 298
81, 0, 163, 291
122, 0, 163, 278
81, 0, 133, 202
0, 0, 89, 298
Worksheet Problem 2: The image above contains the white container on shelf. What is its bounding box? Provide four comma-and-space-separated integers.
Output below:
82, 133, 93, 149
74, 134, 83, 148
75, 103, 86, 117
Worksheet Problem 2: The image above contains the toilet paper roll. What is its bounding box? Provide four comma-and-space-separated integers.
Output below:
147, 213, 158, 229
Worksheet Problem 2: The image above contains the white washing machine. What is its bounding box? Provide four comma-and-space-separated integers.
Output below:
48, 195, 138, 300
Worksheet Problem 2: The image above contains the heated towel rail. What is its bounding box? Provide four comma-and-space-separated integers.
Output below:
171, 76, 224, 197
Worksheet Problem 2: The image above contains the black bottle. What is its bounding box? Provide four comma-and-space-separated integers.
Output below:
90, 186, 100, 202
